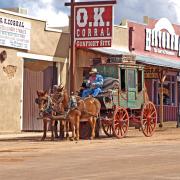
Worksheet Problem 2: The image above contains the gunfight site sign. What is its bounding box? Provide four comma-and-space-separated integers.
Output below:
0, 16, 31, 50
74, 5, 113, 48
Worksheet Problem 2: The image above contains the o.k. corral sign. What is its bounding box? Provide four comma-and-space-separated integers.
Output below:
74, 5, 113, 48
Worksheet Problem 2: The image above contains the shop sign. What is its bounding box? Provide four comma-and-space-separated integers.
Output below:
144, 68, 159, 79
0, 16, 31, 50
145, 18, 180, 57
74, 5, 113, 48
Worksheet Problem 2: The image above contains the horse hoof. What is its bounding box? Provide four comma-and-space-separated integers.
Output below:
90, 137, 94, 140
75, 137, 79, 141
70, 137, 74, 141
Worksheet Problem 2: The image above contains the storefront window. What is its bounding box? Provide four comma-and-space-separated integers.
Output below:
154, 75, 177, 106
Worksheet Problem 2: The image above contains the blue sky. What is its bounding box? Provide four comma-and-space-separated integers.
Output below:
0, 0, 180, 27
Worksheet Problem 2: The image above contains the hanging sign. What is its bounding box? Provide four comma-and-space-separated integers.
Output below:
144, 67, 159, 79
74, 5, 113, 48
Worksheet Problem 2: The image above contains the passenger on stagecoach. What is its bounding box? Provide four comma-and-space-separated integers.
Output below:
81, 68, 104, 98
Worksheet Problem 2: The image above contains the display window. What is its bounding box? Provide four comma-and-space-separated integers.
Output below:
153, 75, 177, 106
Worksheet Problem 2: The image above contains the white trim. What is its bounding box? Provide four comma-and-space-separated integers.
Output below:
45, 26, 63, 33
17, 52, 68, 63
20, 58, 24, 131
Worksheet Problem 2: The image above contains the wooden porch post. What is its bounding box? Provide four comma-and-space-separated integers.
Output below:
158, 69, 167, 128
65, 0, 76, 93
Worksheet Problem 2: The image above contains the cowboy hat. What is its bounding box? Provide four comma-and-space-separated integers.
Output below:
89, 68, 98, 74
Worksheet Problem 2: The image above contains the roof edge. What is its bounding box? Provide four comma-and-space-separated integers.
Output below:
0, 8, 46, 22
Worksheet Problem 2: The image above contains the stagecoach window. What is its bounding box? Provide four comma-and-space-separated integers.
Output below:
138, 70, 142, 92
127, 69, 135, 89
120, 69, 125, 91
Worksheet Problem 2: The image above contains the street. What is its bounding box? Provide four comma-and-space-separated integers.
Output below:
1, 122, 180, 180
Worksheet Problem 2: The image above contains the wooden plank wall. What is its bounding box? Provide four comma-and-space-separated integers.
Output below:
23, 68, 44, 131
23, 66, 57, 131
155, 105, 178, 122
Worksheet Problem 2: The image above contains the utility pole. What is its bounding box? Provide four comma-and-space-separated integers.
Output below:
65, 0, 76, 93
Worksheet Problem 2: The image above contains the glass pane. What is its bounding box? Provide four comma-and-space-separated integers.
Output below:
138, 70, 142, 92
120, 69, 125, 91
163, 83, 171, 105
128, 69, 135, 88
172, 76, 176, 82
172, 83, 176, 105
153, 81, 158, 104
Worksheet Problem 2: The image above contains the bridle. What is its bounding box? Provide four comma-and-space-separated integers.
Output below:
36, 95, 52, 116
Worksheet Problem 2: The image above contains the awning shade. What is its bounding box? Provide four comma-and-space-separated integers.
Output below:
90, 48, 180, 70
90, 47, 129, 56
136, 55, 180, 70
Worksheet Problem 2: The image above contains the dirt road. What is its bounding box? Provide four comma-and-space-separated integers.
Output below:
1, 122, 180, 180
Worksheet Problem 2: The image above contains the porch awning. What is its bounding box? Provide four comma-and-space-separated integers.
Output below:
90, 48, 180, 70
136, 54, 180, 70
89, 47, 129, 56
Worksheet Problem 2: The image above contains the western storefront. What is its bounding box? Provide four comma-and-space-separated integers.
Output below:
128, 16, 180, 125
0, 9, 69, 132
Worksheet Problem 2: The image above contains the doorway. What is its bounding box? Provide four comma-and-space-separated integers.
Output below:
22, 60, 57, 131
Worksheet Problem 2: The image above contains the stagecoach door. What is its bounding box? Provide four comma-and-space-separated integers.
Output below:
127, 69, 137, 108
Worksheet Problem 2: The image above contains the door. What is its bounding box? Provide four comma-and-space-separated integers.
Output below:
23, 63, 57, 131
127, 68, 137, 108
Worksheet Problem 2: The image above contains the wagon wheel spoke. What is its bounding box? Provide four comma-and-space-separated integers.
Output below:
102, 118, 114, 137
141, 102, 157, 137
113, 107, 129, 139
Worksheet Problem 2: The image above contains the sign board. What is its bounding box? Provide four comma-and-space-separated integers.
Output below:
0, 16, 31, 50
74, 5, 113, 48
145, 18, 180, 57
144, 67, 159, 79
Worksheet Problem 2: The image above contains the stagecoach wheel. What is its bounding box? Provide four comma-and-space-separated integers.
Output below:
101, 118, 113, 137
112, 106, 129, 139
141, 101, 157, 137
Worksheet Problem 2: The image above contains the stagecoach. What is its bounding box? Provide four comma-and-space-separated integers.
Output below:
36, 54, 157, 140
81, 54, 157, 138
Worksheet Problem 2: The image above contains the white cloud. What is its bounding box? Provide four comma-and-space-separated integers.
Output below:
169, 0, 180, 23
5, 0, 180, 26
16, 0, 69, 27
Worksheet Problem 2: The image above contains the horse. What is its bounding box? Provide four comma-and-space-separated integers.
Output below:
56, 88, 101, 141
36, 90, 55, 141
36, 85, 69, 141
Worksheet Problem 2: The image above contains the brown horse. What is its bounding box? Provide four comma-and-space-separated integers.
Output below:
36, 85, 101, 141
36, 85, 69, 141
56, 88, 101, 140
36, 90, 55, 141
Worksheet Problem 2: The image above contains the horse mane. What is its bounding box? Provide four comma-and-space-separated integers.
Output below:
62, 89, 69, 109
